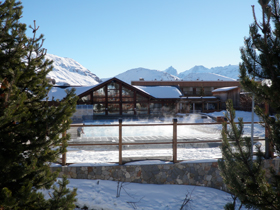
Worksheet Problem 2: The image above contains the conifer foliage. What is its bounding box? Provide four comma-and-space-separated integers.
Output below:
218, 100, 280, 210
239, 0, 280, 155
218, 0, 280, 209
0, 0, 78, 209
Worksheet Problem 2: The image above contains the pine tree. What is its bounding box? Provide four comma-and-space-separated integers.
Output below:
218, 1, 280, 209
218, 100, 280, 209
0, 0, 78, 209
239, 0, 280, 156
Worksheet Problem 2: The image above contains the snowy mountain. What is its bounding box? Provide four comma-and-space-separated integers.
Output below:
114, 65, 239, 83
44, 53, 240, 85
209, 65, 240, 80
176, 65, 240, 80
164, 66, 178, 76
181, 72, 236, 81
45, 54, 101, 86
178, 65, 209, 78
114, 67, 180, 83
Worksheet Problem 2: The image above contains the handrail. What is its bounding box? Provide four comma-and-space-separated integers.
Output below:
71, 121, 262, 127
61, 120, 264, 166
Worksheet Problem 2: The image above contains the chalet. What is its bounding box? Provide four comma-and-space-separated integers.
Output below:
46, 78, 243, 121
47, 77, 183, 121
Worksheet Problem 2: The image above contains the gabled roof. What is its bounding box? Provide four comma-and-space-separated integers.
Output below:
46, 77, 184, 101
78, 77, 152, 98
134, 86, 183, 99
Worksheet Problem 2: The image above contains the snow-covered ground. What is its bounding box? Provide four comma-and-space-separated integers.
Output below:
48, 111, 266, 209
42, 178, 243, 210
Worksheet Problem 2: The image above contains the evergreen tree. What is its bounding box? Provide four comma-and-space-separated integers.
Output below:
218, 100, 280, 210
218, 1, 280, 209
239, 0, 280, 156
0, 0, 78, 209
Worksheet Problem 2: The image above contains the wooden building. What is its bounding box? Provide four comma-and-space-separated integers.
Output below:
212, 86, 240, 109
131, 80, 241, 97
131, 80, 241, 112
47, 77, 183, 121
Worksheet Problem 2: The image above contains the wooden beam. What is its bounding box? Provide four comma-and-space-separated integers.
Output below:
173, 118, 177, 163
119, 119, 123, 165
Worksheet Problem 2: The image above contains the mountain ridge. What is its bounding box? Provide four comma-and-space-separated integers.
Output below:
46, 53, 240, 85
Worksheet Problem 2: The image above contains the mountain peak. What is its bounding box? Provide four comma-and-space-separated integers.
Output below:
45, 54, 101, 86
164, 66, 178, 76
115, 67, 180, 83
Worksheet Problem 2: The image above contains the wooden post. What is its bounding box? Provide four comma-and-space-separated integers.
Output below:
62, 131, 67, 166
119, 119, 123, 165
173, 118, 178, 163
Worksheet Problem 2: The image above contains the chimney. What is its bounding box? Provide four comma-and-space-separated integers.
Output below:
139, 78, 144, 81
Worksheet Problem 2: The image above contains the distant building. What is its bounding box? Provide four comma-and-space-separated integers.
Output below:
46, 78, 241, 121
131, 80, 241, 111
212, 86, 240, 109
47, 78, 183, 121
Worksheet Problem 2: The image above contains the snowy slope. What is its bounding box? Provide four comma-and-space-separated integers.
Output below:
178, 65, 209, 78
176, 65, 240, 80
115, 67, 180, 83
209, 65, 240, 79
45, 54, 101, 86
182, 72, 236, 81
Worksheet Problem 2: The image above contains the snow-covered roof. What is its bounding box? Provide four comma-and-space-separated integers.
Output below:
46, 85, 98, 101
212, 86, 238, 93
180, 96, 217, 99
134, 86, 182, 99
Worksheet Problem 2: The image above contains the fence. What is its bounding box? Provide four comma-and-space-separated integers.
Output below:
61, 119, 265, 166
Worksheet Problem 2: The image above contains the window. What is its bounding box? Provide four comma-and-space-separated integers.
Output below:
108, 82, 120, 102
162, 103, 175, 113
78, 94, 91, 104
93, 87, 106, 102
122, 87, 134, 102
150, 103, 162, 114
136, 103, 148, 114
93, 103, 106, 115
108, 103, 119, 115
122, 103, 134, 115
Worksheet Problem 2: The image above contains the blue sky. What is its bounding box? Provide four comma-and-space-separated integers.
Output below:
21, 0, 260, 78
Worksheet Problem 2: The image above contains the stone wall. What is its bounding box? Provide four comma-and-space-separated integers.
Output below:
51, 159, 280, 192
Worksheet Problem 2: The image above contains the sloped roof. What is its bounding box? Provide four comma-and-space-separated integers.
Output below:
212, 86, 238, 93
46, 85, 98, 101
46, 78, 183, 101
134, 86, 183, 99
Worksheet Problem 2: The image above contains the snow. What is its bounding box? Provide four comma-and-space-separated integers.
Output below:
182, 72, 236, 81
46, 85, 98, 101
176, 65, 240, 80
181, 96, 217, 99
212, 86, 238, 93
66, 111, 265, 164
115, 67, 180, 83
45, 54, 101, 86
41, 178, 243, 210
164, 66, 178, 76
45, 53, 241, 85
134, 85, 183, 98
45, 110, 265, 209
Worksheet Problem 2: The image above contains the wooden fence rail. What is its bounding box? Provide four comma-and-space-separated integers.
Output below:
61, 120, 265, 166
